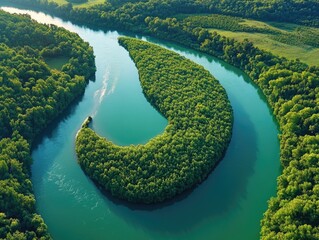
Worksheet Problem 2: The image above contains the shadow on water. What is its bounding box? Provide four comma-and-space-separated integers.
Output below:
0, 5, 281, 240
137, 34, 244, 77
31, 91, 86, 179
96, 94, 257, 234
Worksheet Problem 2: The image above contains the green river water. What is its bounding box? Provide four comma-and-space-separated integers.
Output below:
1, 6, 280, 240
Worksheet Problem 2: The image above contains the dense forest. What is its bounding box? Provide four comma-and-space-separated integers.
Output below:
76, 37, 232, 203
2, 0, 319, 238
0, 10, 95, 239
142, 16, 319, 239
3, 0, 319, 33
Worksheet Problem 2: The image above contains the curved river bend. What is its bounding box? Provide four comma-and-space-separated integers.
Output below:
2, 6, 280, 240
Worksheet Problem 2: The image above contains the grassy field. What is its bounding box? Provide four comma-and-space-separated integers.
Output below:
239, 19, 298, 32
43, 4, 318, 65
48, 0, 104, 8
209, 19, 319, 66
44, 56, 69, 70
209, 28, 319, 66
178, 14, 319, 66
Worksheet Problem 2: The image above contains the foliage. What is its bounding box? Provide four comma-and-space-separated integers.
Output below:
2, 0, 319, 237
76, 37, 233, 203
5, 0, 319, 27
140, 16, 319, 237
182, 14, 319, 49
206, 29, 319, 66
0, 10, 96, 239
270, 26, 319, 48
179, 14, 319, 65
0, 10, 95, 141
178, 14, 278, 34
7, 0, 319, 64
0, 135, 49, 240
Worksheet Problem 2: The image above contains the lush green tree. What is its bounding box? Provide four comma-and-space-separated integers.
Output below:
76, 37, 233, 203
0, 10, 96, 239
2, 0, 319, 237
0, 10, 95, 141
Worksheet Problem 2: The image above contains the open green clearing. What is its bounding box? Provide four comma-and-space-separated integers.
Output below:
44, 56, 69, 70
178, 14, 319, 66
216, 21, 319, 66
48, 0, 104, 8
209, 29, 319, 66
239, 19, 301, 32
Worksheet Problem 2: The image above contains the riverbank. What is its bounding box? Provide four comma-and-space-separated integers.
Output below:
2, 5, 280, 240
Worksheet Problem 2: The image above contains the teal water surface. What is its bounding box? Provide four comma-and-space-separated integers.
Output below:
1, 6, 280, 240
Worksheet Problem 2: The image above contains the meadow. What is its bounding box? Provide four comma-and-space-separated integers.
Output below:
47, 0, 104, 8
179, 14, 319, 66
210, 28, 319, 66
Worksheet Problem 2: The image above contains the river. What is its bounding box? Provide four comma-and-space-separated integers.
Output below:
1, 5, 280, 240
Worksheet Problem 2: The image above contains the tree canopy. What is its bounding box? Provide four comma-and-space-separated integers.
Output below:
0, 10, 95, 239
76, 37, 233, 203
141, 16, 319, 239
2, 0, 319, 238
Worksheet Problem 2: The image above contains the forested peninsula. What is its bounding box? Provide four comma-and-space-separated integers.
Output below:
2, 0, 319, 238
76, 37, 233, 203
0, 10, 95, 239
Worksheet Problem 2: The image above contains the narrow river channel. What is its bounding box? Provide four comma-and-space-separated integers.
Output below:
2, 5, 280, 240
